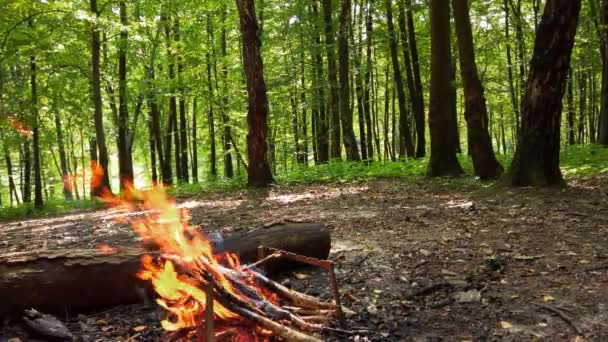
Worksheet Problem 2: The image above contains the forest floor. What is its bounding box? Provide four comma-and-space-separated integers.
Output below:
1, 176, 608, 341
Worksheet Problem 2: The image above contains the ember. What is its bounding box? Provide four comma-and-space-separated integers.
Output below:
96, 176, 340, 341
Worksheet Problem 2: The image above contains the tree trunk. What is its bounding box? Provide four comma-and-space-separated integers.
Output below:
510, 0, 581, 186
397, 0, 423, 159
237, 0, 274, 187
4, 146, 20, 205
322, 0, 342, 159
191, 98, 199, 182
402, 0, 426, 158
207, 17, 217, 178
311, 1, 330, 163
148, 66, 168, 185
504, 0, 520, 138
117, 0, 134, 193
578, 70, 587, 144
452, 0, 503, 179
54, 113, 73, 200
428, 0, 463, 177
89, 0, 112, 196
338, 0, 360, 161
567, 69, 576, 145
175, 20, 189, 183
598, 0, 608, 144
28, 54, 43, 209
219, 6, 234, 179
385, 0, 414, 159
148, 117, 158, 185
0, 223, 330, 317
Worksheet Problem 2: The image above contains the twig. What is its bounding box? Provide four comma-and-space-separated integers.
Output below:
241, 252, 280, 270
585, 263, 608, 272
535, 304, 584, 337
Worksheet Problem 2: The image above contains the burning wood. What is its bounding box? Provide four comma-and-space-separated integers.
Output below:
99, 185, 343, 341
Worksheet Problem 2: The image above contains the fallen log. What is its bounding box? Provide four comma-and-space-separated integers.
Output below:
0, 222, 330, 317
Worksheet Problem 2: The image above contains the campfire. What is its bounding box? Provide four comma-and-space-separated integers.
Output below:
99, 184, 343, 341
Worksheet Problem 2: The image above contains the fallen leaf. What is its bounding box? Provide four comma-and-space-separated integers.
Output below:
542, 294, 555, 302
500, 321, 513, 329
294, 272, 309, 280
132, 325, 147, 332
7, 338, 22, 342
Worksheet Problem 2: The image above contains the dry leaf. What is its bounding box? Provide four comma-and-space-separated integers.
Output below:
294, 272, 309, 280
500, 321, 513, 329
542, 294, 555, 302
132, 325, 147, 332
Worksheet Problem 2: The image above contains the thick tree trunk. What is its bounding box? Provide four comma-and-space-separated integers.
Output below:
0, 223, 330, 317
510, 0, 581, 186
385, 0, 414, 159
237, 0, 274, 187
322, 0, 342, 159
338, 0, 361, 161
118, 0, 134, 192
452, 0, 503, 179
89, 0, 112, 197
427, 0, 463, 177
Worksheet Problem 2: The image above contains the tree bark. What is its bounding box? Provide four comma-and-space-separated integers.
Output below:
176, 19, 189, 183
3, 145, 20, 205
385, 0, 414, 159
219, 6, 234, 178
427, 0, 463, 177
510, 0, 581, 186
54, 113, 73, 200
567, 69, 576, 145
118, 0, 134, 192
363, 0, 375, 160
452, 0, 503, 179
0, 223, 330, 317
598, 0, 608, 145
207, 17, 217, 178
311, 1, 329, 163
322, 0, 342, 159
89, 0, 112, 196
504, 0, 520, 141
338, 0, 361, 161
236, 0, 274, 187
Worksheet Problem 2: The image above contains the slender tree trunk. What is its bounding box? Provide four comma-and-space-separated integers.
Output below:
117, 0, 134, 192
175, 19, 189, 182
148, 66, 168, 184
54, 113, 73, 200
397, 0, 423, 158
599, 0, 608, 145
148, 117, 158, 185
427, 0, 463, 177
452, 0, 503, 179
510, 0, 581, 186
403, 0, 426, 157
322, 0, 342, 159
353, 1, 368, 161
163, 15, 181, 183
504, 0, 520, 136
4, 146, 20, 205
385, 0, 414, 158
236, 0, 274, 187
578, 70, 587, 144
364, 0, 375, 160
567, 69, 576, 145
219, 6, 234, 178
89, 0, 111, 196
206, 17, 217, 178
300, 46, 309, 164
311, 0, 329, 163
191, 98, 199, 182
338, 0, 360, 161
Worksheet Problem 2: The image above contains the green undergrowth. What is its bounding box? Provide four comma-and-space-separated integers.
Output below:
1, 145, 606, 221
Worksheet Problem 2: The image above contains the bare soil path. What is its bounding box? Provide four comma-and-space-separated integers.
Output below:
1, 177, 608, 341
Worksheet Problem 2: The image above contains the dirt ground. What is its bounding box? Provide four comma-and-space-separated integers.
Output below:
1, 177, 608, 341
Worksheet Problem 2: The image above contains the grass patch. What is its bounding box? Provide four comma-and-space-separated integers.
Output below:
1, 145, 605, 221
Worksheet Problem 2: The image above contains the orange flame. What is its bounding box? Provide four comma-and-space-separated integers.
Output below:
92, 169, 276, 340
